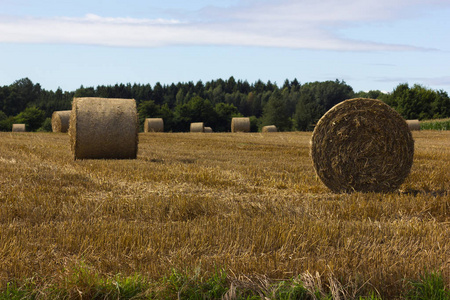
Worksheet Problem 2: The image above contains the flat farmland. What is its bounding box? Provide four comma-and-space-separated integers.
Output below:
0, 131, 449, 298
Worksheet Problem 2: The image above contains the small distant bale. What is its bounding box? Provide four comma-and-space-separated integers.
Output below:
310, 98, 414, 193
406, 120, 420, 131
190, 122, 204, 133
12, 124, 26, 132
52, 110, 71, 133
144, 118, 164, 132
69, 97, 139, 160
262, 125, 277, 133
204, 127, 213, 133
231, 117, 250, 133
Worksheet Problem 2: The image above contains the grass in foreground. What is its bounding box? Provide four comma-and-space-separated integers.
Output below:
1, 267, 449, 299
0, 131, 449, 299
420, 118, 450, 130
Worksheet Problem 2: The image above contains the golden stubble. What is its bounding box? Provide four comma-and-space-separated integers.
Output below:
0, 131, 448, 297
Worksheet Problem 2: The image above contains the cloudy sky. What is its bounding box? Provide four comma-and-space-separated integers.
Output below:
1, 0, 449, 93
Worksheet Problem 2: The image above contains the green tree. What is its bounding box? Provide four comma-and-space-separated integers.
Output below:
159, 104, 174, 132
293, 90, 326, 131
74, 85, 96, 97
173, 103, 192, 132
3, 78, 41, 116
137, 100, 164, 131
214, 103, 240, 132
187, 96, 216, 125
0, 110, 6, 122
0, 110, 10, 131
14, 106, 46, 131
37, 117, 52, 132
260, 89, 292, 131
385, 83, 450, 120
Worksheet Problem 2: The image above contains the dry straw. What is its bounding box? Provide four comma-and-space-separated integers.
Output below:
69, 97, 139, 160
204, 127, 213, 133
51, 110, 71, 133
144, 118, 164, 132
262, 125, 277, 133
190, 122, 205, 133
12, 124, 26, 132
231, 117, 250, 132
406, 119, 420, 131
310, 98, 414, 193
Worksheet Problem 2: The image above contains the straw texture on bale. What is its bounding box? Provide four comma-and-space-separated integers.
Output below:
69, 97, 139, 160
190, 122, 204, 133
406, 119, 420, 131
204, 127, 213, 133
262, 125, 277, 133
310, 98, 414, 193
144, 118, 164, 132
52, 110, 71, 133
12, 124, 25, 132
231, 117, 250, 132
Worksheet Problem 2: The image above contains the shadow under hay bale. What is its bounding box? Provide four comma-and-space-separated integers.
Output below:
144, 118, 164, 132
406, 119, 420, 131
12, 124, 26, 132
69, 97, 139, 160
231, 117, 250, 133
310, 98, 414, 193
52, 110, 71, 133
262, 125, 277, 133
190, 122, 204, 132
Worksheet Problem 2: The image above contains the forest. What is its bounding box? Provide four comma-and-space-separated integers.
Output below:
0, 77, 449, 132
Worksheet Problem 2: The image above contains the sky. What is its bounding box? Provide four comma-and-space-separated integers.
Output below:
1, 0, 450, 93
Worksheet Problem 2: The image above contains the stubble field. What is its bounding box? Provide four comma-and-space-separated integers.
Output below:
0, 131, 449, 299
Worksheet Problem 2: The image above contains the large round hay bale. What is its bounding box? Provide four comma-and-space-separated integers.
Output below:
231, 117, 250, 132
190, 122, 204, 133
12, 124, 26, 132
262, 125, 277, 133
69, 97, 139, 160
310, 98, 414, 193
52, 110, 71, 133
406, 119, 420, 131
144, 118, 164, 132
204, 127, 213, 133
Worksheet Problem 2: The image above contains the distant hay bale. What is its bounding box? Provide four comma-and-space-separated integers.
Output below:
69, 97, 139, 160
12, 124, 26, 132
144, 118, 164, 132
310, 98, 414, 193
204, 127, 213, 133
262, 125, 277, 133
190, 122, 204, 133
406, 119, 420, 131
51, 110, 71, 133
231, 117, 250, 133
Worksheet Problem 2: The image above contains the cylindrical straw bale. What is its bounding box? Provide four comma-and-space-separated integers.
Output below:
190, 122, 204, 133
204, 127, 213, 133
406, 119, 420, 131
52, 110, 71, 133
12, 124, 26, 132
262, 125, 277, 133
144, 118, 164, 132
69, 97, 139, 160
310, 98, 414, 193
231, 117, 250, 132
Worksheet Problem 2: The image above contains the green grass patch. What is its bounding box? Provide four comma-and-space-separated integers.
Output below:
1, 268, 448, 299
404, 271, 450, 300
420, 119, 450, 130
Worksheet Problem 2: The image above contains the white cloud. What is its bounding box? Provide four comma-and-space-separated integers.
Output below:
0, 0, 447, 50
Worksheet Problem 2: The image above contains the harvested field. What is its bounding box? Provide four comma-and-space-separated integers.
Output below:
0, 131, 448, 298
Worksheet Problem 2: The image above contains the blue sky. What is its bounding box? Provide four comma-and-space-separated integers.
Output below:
1, 0, 450, 93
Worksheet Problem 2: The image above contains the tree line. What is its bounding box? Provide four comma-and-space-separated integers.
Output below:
1, 77, 449, 132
